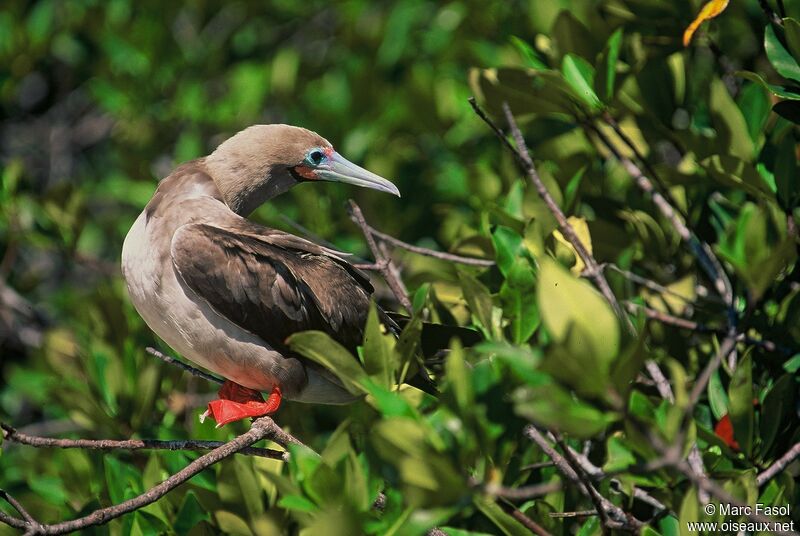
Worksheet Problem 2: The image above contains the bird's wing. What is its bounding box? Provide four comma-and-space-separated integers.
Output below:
170, 222, 374, 354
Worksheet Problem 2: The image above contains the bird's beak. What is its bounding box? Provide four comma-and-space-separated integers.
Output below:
315, 152, 401, 197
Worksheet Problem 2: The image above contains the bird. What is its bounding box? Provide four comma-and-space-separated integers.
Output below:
121, 124, 407, 427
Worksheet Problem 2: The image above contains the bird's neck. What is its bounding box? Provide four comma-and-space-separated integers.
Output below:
205, 153, 296, 216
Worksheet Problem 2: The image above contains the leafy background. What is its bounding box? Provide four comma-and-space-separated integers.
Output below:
1, 0, 799, 535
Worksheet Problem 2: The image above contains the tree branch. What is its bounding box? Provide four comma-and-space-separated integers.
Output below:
368, 226, 494, 266
523, 425, 643, 532
1, 422, 286, 460
470, 98, 678, 402
146, 347, 223, 384
757, 441, 800, 486
0, 417, 283, 535
497, 102, 633, 335
347, 200, 413, 312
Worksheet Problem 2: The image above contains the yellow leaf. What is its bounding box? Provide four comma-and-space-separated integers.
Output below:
683, 0, 730, 47
553, 216, 593, 275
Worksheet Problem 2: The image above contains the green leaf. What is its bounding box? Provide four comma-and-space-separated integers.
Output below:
759, 374, 796, 457
174, 491, 210, 534
474, 496, 530, 536
728, 351, 754, 456
562, 54, 602, 111
510, 36, 547, 69
774, 133, 800, 210
783, 18, 800, 60
457, 269, 496, 338
287, 331, 366, 394
708, 78, 754, 160
445, 339, 473, 414
278, 494, 319, 513
470, 67, 583, 118
737, 82, 770, 143
499, 257, 539, 344
707, 369, 729, 420
736, 71, 800, 100
701, 154, 775, 200
233, 456, 264, 518
765, 24, 800, 83
104, 456, 139, 505
363, 303, 397, 388
537, 256, 619, 372
214, 510, 253, 535
603, 436, 636, 472
596, 28, 623, 101
491, 226, 526, 277
678, 487, 700, 536
513, 382, 617, 438
783, 353, 800, 373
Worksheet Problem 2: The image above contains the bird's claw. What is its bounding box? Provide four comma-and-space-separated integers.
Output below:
200, 381, 282, 427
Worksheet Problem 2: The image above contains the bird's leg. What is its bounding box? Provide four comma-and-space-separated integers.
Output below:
199, 380, 282, 428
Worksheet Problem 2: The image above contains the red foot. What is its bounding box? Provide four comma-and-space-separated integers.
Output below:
200, 380, 282, 428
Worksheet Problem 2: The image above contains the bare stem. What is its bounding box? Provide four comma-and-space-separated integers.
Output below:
757, 441, 800, 486
347, 200, 413, 312
1, 422, 286, 460
146, 347, 223, 384
0, 417, 284, 535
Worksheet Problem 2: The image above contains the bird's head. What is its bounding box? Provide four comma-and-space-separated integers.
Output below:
206, 124, 400, 216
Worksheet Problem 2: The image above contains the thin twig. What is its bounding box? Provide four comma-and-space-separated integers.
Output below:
0, 490, 41, 532
507, 507, 552, 536
347, 200, 413, 312
523, 426, 643, 531
497, 102, 633, 335
0, 417, 283, 535
587, 123, 735, 318
556, 436, 611, 535
368, 226, 494, 267
626, 302, 791, 354
144, 347, 305, 447
687, 336, 737, 414
470, 97, 676, 403
603, 264, 701, 305
757, 442, 800, 486
549, 510, 597, 519
1, 422, 286, 460
146, 347, 223, 384
758, 0, 784, 25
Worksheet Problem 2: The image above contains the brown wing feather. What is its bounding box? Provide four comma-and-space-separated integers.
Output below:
170, 223, 372, 354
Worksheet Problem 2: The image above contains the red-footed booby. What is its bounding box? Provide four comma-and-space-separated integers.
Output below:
121, 124, 401, 427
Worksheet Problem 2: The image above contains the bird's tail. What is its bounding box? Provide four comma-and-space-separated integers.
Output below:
383, 312, 483, 396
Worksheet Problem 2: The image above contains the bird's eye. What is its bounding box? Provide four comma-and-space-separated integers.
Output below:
306, 149, 325, 166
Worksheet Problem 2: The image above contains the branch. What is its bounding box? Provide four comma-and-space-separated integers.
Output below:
347, 200, 413, 312
497, 102, 633, 335
555, 436, 611, 535
506, 507, 553, 536
587, 121, 735, 320
146, 347, 223, 384
1, 422, 286, 460
470, 98, 679, 402
758, 0, 784, 25
368, 226, 494, 267
0, 489, 41, 533
523, 425, 643, 531
0, 416, 283, 535
757, 441, 800, 486
145, 347, 305, 448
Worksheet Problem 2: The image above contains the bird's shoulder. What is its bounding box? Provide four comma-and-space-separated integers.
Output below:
144, 159, 224, 222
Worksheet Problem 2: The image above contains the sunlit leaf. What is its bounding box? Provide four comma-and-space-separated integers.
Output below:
683, 0, 730, 47
765, 24, 800, 83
